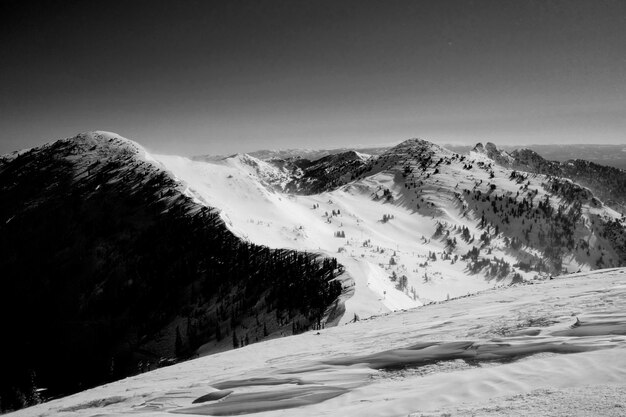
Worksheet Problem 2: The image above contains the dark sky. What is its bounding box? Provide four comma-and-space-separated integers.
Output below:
1, 0, 625, 155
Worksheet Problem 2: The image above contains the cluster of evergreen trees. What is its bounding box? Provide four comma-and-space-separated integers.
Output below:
462, 182, 583, 272
510, 151, 626, 214
381, 214, 395, 223
284, 152, 367, 194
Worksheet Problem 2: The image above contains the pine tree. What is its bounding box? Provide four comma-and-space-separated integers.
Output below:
186, 317, 194, 348
215, 324, 222, 341
175, 326, 183, 357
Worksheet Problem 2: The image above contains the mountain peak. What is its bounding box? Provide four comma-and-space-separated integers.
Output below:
396, 137, 444, 150
471, 141, 514, 165
472, 142, 486, 152
485, 141, 498, 152
384, 138, 452, 160
56, 131, 157, 165
75, 130, 144, 151
472, 141, 500, 154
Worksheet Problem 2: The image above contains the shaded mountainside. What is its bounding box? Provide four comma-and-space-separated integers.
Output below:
473, 142, 626, 214
0, 132, 343, 412
544, 158, 625, 215
281, 151, 369, 194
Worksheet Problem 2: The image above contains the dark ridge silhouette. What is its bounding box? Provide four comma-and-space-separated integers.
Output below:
0, 133, 343, 412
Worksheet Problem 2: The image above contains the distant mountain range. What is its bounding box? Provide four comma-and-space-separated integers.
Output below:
196, 143, 626, 170
193, 146, 389, 164
446, 143, 626, 171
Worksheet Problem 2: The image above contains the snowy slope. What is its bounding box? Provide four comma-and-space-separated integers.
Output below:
12, 267, 626, 417
153, 138, 625, 328
154, 153, 498, 325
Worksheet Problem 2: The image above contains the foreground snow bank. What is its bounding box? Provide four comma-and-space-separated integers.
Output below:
12, 268, 626, 417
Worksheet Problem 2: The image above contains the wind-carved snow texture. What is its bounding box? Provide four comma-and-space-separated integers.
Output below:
13, 268, 626, 417
171, 340, 609, 416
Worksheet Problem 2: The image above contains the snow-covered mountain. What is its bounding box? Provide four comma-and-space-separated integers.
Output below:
157, 137, 625, 320
468, 142, 626, 214
0, 132, 342, 411
2, 132, 625, 414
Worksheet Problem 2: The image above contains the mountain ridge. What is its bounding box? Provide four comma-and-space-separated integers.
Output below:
2, 132, 625, 413
470, 141, 626, 214
0, 132, 344, 411
157, 135, 625, 316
